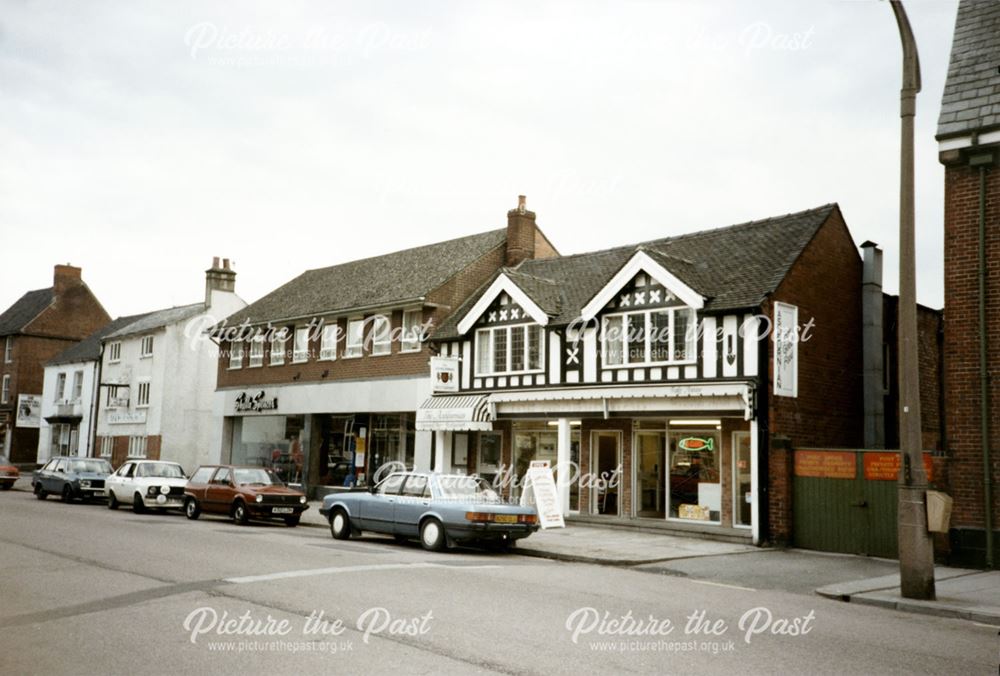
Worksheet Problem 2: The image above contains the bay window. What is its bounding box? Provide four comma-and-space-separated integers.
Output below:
475, 324, 543, 376
603, 307, 696, 366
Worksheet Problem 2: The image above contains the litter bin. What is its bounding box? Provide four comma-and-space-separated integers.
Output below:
926, 490, 953, 533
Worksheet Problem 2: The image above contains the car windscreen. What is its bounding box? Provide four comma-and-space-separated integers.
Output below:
232, 468, 281, 486
68, 460, 112, 474
435, 476, 502, 503
137, 463, 185, 479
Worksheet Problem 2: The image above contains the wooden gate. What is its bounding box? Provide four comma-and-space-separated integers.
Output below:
792, 449, 933, 559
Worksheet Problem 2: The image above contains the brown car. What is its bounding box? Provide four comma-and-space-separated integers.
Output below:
0, 454, 19, 489
183, 465, 309, 526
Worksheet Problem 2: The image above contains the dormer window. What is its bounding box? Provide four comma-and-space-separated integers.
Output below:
475, 323, 543, 376
603, 307, 696, 367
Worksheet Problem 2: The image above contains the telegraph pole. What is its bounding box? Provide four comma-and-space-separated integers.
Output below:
889, 0, 935, 600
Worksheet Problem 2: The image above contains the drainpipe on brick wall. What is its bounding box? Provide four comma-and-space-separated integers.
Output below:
970, 153, 995, 568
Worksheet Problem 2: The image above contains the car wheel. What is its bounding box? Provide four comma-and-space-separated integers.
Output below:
232, 501, 249, 525
34, 483, 47, 500
284, 515, 300, 527
420, 518, 446, 552
132, 494, 146, 513
61, 485, 75, 503
330, 509, 351, 540
184, 498, 201, 520
107, 491, 119, 510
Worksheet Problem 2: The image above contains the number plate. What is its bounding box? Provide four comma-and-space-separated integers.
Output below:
493, 514, 518, 524
272, 507, 294, 514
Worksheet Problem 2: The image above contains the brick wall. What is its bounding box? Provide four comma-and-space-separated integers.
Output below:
766, 207, 864, 542
941, 157, 1000, 536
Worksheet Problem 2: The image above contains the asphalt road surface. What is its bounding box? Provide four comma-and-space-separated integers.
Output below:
0, 489, 995, 675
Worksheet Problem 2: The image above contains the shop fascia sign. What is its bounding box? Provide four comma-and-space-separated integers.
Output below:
234, 390, 279, 413
107, 410, 147, 425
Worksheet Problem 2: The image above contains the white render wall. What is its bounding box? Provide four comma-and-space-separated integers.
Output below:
37, 360, 99, 461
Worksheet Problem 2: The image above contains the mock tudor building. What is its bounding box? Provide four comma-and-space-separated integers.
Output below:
37, 314, 149, 462
422, 204, 884, 546
95, 259, 245, 472
212, 198, 557, 494
937, 0, 1000, 568
0, 265, 110, 464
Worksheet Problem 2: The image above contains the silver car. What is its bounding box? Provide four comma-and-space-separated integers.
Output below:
319, 472, 539, 552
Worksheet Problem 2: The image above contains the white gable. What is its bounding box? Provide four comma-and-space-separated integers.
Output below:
580, 250, 704, 321
456, 274, 549, 335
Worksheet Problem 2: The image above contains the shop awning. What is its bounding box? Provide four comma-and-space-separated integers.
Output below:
415, 395, 494, 431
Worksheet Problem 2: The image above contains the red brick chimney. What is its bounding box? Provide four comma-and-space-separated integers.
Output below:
53, 264, 82, 296
205, 256, 237, 305
506, 195, 537, 266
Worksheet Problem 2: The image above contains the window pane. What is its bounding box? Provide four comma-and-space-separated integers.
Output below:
476, 331, 490, 374
604, 316, 623, 366
650, 311, 671, 362
346, 320, 363, 356
673, 309, 691, 361
527, 325, 541, 370
510, 326, 525, 371
493, 328, 508, 373
402, 310, 422, 351
626, 314, 646, 364
294, 328, 309, 361
371, 315, 390, 355
321, 324, 337, 359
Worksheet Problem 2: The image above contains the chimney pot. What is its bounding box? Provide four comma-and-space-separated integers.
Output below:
518, 195, 527, 214
223, 258, 230, 270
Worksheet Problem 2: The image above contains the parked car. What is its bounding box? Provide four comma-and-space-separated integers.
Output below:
183, 465, 308, 526
32, 457, 113, 502
105, 460, 189, 513
319, 472, 539, 552
0, 455, 19, 489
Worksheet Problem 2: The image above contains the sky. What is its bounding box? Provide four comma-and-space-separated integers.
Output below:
0, 0, 959, 317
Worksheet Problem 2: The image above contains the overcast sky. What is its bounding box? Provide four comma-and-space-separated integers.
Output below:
1, 0, 958, 318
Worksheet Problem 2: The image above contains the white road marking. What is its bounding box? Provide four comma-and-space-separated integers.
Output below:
689, 579, 757, 592
224, 561, 502, 585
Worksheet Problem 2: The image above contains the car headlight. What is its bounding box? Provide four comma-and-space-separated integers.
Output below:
255, 494, 263, 503
80, 480, 91, 488
160, 485, 170, 495
299, 496, 307, 504
147, 486, 159, 497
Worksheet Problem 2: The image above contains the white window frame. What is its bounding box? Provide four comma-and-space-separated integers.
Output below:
55, 372, 67, 402
108, 341, 121, 363
128, 435, 147, 458
474, 323, 545, 377
140, 335, 154, 358
100, 436, 113, 458
601, 307, 697, 369
270, 333, 286, 366
1, 374, 9, 404
229, 341, 244, 369
3, 336, 11, 363
345, 318, 364, 358
320, 323, 338, 361
248, 337, 264, 368
136, 380, 151, 408
292, 327, 310, 363
370, 315, 391, 356
401, 309, 423, 352
72, 370, 84, 402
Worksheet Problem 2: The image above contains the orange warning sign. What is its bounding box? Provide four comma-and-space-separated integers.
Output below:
794, 451, 856, 479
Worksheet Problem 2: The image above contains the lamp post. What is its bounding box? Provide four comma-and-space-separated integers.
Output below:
889, 0, 935, 600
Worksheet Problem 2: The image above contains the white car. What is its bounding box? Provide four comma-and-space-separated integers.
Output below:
105, 460, 189, 513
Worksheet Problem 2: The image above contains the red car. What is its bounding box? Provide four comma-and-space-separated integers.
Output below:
0, 455, 19, 489
183, 465, 308, 526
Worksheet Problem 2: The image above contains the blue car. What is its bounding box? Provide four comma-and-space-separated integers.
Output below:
320, 472, 539, 552
33, 456, 113, 502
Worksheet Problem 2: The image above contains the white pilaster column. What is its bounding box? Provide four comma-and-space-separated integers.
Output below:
414, 430, 432, 472
434, 431, 449, 473
557, 417, 571, 516
750, 418, 760, 545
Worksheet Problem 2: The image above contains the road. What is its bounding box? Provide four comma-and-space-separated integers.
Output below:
0, 488, 995, 675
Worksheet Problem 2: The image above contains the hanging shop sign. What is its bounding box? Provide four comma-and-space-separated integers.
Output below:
793, 450, 856, 479
15, 394, 41, 428
234, 390, 279, 413
430, 356, 460, 393
863, 451, 934, 482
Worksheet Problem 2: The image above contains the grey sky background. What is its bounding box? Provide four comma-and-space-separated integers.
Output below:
1, 0, 957, 318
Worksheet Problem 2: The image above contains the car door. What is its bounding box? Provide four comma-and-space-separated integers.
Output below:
121, 462, 140, 502
108, 462, 132, 501
205, 468, 234, 514
394, 474, 431, 537
359, 474, 405, 533
49, 459, 67, 492
36, 460, 54, 490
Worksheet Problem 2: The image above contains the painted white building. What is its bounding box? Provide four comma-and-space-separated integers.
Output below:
37, 315, 145, 462
95, 259, 245, 473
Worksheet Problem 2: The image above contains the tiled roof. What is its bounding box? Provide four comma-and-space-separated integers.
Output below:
0, 288, 53, 336
105, 303, 206, 339
937, 0, 1000, 139
432, 204, 838, 340
221, 228, 508, 327
47, 313, 156, 366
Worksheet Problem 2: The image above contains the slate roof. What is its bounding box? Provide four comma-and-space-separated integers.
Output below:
47, 314, 156, 366
222, 228, 508, 327
104, 303, 206, 339
937, 0, 1000, 139
0, 288, 54, 336
432, 204, 839, 340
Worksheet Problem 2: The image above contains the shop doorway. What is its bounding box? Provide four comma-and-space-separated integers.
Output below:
590, 431, 621, 516
478, 432, 501, 486
635, 431, 666, 518
732, 431, 752, 528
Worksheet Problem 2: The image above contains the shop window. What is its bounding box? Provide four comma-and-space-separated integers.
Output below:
320, 324, 338, 360
478, 432, 502, 486
475, 324, 544, 376
248, 337, 264, 367
368, 414, 415, 474
230, 415, 306, 486
345, 319, 363, 358
140, 335, 154, 358
401, 309, 423, 352
371, 315, 391, 356
668, 429, 721, 523
229, 341, 244, 369
293, 327, 309, 363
